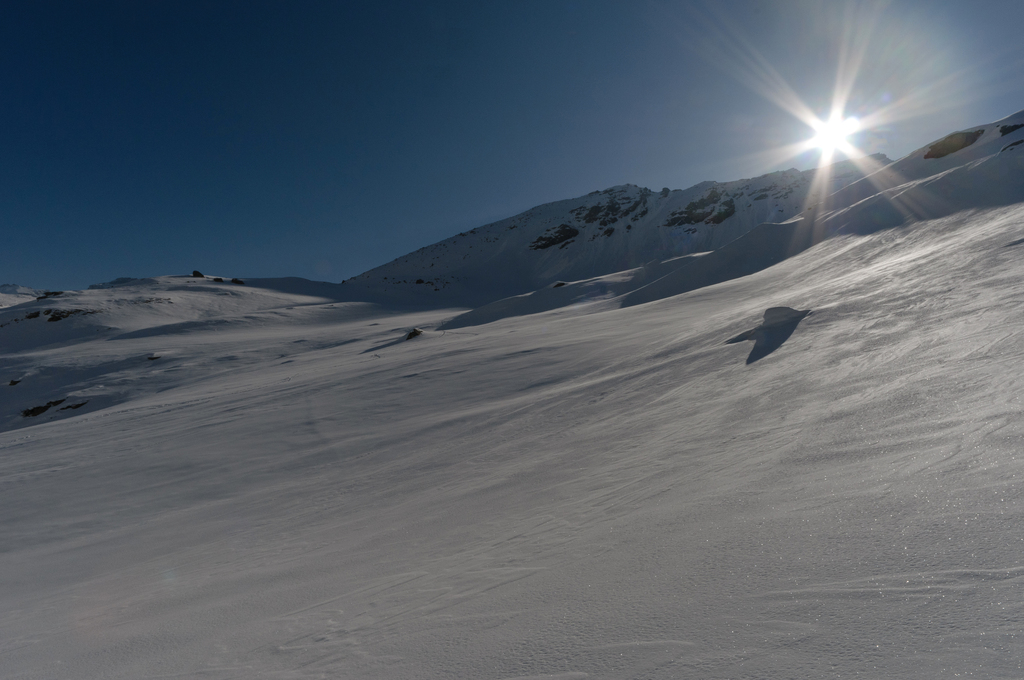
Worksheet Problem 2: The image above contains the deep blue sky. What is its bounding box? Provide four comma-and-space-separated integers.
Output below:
4, 1, 1024, 290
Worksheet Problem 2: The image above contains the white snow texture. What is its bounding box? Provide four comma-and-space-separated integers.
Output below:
3, 110, 1024, 679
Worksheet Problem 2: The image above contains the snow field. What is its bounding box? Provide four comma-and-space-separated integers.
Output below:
3, 202, 1024, 677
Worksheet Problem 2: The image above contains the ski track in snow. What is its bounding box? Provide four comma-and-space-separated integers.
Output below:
2, 112, 1024, 678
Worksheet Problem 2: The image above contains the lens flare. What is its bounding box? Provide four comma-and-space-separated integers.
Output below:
809, 114, 860, 155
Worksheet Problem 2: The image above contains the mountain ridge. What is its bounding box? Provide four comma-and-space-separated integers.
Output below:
339, 154, 892, 307
346, 108, 1024, 317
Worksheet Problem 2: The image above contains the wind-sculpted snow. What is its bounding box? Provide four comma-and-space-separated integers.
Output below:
5, 112, 1024, 679
440, 253, 709, 330
5, 204, 1024, 678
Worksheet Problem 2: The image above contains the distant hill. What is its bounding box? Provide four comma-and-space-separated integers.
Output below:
0, 284, 43, 309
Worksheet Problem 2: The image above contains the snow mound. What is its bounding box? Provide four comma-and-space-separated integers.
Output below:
725, 306, 811, 364
0, 284, 43, 309
87, 277, 144, 289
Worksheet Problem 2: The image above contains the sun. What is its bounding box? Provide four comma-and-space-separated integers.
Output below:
809, 113, 860, 155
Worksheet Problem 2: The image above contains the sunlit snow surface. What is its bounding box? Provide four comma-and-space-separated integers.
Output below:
4, 114, 1024, 678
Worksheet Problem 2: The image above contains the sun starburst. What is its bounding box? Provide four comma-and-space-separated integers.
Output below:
808, 113, 860, 159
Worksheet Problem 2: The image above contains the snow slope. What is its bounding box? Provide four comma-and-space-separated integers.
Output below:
831, 109, 1024, 211
445, 111, 1024, 324
3, 113, 1024, 679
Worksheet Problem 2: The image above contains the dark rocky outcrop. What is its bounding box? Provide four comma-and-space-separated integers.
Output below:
46, 309, 95, 322
707, 198, 736, 224
22, 399, 66, 417
530, 224, 580, 250
1000, 124, 1024, 136
0, 306, 98, 329
924, 130, 984, 159
192, 270, 205, 277
663, 188, 734, 226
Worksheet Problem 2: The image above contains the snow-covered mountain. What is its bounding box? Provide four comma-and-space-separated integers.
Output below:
339, 107, 1024, 311
341, 155, 891, 306
3, 109, 1024, 679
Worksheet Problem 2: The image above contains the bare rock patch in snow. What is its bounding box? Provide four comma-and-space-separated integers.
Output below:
21, 399, 66, 417
923, 130, 984, 159
529, 224, 580, 250
45, 308, 98, 322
